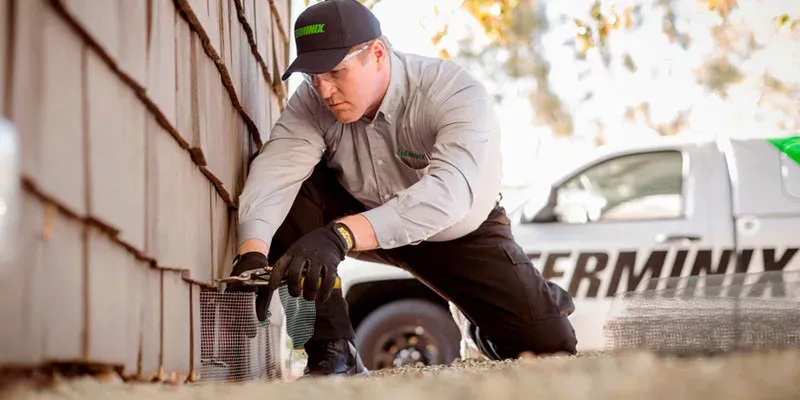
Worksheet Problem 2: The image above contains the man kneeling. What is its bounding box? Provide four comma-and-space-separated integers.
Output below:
229, 0, 578, 377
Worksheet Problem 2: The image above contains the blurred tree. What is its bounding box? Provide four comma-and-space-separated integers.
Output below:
303, 0, 383, 8
435, 0, 798, 138
296, 0, 798, 137
445, 0, 575, 137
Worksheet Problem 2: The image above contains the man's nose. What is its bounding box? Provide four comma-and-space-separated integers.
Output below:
317, 79, 336, 98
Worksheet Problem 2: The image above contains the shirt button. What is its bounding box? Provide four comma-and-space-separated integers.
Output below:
377, 160, 384, 166
389, 239, 396, 246
383, 193, 391, 200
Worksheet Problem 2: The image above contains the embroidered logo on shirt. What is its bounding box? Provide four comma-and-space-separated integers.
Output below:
295, 24, 325, 38
397, 149, 426, 160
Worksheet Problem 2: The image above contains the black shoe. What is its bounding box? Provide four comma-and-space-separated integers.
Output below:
467, 322, 504, 361
302, 338, 369, 378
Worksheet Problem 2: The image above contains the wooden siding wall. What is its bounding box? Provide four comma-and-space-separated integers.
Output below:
0, 0, 291, 382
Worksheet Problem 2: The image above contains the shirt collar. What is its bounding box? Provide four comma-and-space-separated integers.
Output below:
373, 50, 406, 126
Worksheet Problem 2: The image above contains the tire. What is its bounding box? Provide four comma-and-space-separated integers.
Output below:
354, 299, 461, 371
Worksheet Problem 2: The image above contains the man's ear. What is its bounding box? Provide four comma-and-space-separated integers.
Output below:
373, 40, 388, 70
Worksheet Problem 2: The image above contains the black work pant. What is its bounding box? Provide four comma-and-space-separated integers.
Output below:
266, 161, 578, 358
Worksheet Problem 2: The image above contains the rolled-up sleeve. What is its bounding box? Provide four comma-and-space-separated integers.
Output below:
361, 72, 496, 249
236, 84, 326, 247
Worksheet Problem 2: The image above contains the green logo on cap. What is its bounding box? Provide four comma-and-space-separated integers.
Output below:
295, 23, 325, 38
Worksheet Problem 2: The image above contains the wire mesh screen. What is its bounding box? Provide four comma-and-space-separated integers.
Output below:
278, 286, 317, 350
604, 270, 800, 356
199, 289, 282, 383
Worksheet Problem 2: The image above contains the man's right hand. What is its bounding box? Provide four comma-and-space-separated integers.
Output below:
225, 251, 272, 322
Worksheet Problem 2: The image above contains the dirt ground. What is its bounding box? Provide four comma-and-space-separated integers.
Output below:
5, 348, 800, 400
2, 349, 800, 400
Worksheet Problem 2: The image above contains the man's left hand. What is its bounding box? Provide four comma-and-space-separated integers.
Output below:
269, 222, 355, 302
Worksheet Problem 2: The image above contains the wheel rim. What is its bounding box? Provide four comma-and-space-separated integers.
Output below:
370, 324, 441, 370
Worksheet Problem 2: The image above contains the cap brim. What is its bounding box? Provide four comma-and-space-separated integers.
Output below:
281, 47, 351, 81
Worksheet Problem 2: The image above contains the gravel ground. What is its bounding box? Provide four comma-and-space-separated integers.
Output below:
3, 349, 800, 400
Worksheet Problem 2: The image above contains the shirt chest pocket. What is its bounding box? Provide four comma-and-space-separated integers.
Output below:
395, 125, 432, 171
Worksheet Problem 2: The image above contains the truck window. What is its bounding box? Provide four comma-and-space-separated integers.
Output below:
554, 150, 685, 223
781, 153, 800, 201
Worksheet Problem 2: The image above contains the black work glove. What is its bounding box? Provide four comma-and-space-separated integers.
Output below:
225, 251, 273, 323
269, 222, 355, 303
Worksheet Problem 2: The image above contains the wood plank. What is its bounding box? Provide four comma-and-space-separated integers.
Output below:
176, 15, 194, 146
258, 70, 269, 144
61, 0, 120, 62
146, 0, 178, 133
86, 49, 147, 252
10, 1, 86, 216
117, 0, 148, 89
139, 265, 162, 380
161, 270, 191, 380
220, 0, 233, 73
0, 189, 44, 366
38, 6, 86, 217
255, 0, 273, 78
271, 15, 287, 103
183, 0, 209, 32
184, 168, 213, 285
201, 66, 244, 205
210, 191, 236, 282
125, 257, 146, 378
268, 91, 281, 142
176, 0, 210, 54
228, 2, 243, 99
146, 109, 213, 281
0, 0, 8, 115
189, 36, 210, 166
116, 84, 148, 252
272, 0, 290, 40
242, 0, 257, 42
243, 108, 258, 176
8, 0, 45, 181
189, 284, 202, 381
145, 113, 186, 268
37, 204, 86, 362
233, 114, 249, 200
86, 227, 131, 366
240, 26, 259, 132
206, 0, 222, 57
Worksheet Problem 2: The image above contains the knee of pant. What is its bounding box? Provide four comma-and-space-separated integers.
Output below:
481, 317, 578, 359
492, 316, 578, 358
523, 316, 578, 356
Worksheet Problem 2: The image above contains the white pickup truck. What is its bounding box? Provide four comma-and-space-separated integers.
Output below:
337, 135, 800, 369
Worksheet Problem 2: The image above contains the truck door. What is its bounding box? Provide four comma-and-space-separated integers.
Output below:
511, 143, 734, 351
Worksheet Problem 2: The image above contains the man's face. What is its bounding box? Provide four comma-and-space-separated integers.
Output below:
304, 41, 386, 123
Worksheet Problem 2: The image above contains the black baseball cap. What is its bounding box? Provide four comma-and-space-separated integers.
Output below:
281, 0, 382, 81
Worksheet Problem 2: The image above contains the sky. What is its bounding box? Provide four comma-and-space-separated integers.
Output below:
286, 0, 800, 198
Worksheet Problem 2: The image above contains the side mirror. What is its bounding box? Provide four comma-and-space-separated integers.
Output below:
553, 202, 590, 224
0, 118, 20, 278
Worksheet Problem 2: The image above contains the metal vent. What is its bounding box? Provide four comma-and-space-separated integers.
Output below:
199, 289, 282, 382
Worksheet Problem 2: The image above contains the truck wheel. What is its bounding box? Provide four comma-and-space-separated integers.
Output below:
354, 299, 461, 371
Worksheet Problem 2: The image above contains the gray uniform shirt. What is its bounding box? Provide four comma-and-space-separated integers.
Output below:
237, 49, 503, 250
